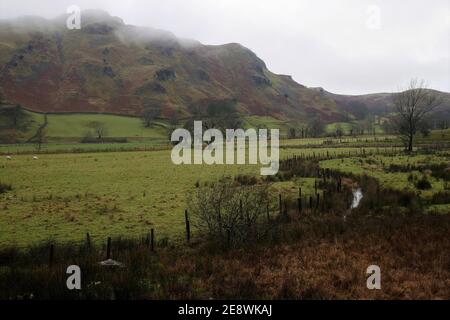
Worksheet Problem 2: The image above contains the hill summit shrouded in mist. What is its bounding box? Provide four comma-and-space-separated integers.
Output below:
0, 10, 448, 123
0, 10, 343, 122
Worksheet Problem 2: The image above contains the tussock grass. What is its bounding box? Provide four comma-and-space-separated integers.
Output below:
0, 212, 448, 300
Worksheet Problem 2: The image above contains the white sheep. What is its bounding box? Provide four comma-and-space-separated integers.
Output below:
33, 156, 39, 160
6, 156, 12, 160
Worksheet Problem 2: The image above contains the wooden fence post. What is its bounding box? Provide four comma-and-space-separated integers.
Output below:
185, 210, 191, 243
298, 198, 302, 214
106, 237, 111, 259
240, 200, 243, 219
86, 233, 91, 248
279, 194, 282, 216
266, 203, 270, 222
316, 193, 320, 209
151, 229, 154, 252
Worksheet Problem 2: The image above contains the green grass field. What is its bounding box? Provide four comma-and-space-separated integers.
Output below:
24, 112, 169, 140
320, 153, 450, 198
0, 151, 263, 247
2, 145, 449, 247
0, 145, 379, 247
1, 111, 449, 248
45, 114, 169, 139
0, 141, 171, 155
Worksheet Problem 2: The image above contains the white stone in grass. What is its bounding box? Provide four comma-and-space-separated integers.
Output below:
99, 259, 124, 267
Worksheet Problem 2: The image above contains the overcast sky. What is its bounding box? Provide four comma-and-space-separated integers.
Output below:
0, 0, 448, 94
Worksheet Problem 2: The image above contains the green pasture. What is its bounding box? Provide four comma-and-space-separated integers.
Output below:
320, 153, 450, 198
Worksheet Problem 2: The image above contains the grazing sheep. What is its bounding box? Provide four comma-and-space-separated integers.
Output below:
6, 156, 12, 160
33, 156, 39, 160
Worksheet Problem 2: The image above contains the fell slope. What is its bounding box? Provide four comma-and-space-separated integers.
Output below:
0, 10, 342, 122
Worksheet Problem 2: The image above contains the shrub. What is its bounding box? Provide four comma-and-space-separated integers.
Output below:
234, 174, 259, 186
0, 182, 12, 194
415, 176, 432, 190
188, 177, 269, 247
407, 173, 417, 183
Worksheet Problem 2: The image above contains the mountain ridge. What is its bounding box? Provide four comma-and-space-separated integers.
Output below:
0, 10, 448, 125
0, 10, 344, 123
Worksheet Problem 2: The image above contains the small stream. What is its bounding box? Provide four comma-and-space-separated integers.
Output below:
351, 188, 364, 209
344, 188, 363, 222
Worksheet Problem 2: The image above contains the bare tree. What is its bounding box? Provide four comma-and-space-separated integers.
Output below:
142, 106, 161, 128
288, 128, 296, 139
87, 121, 108, 141
32, 114, 48, 152
188, 178, 269, 247
307, 116, 325, 137
391, 79, 442, 152
167, 109, 180, 141
363, 115, 375, 136
0, 104, 32, 131
35, 126, 46, 152
335, 124, 344, 138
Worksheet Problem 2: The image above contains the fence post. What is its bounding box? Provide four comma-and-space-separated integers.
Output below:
298, 198, 302, 214
266, 203, 270, 222
86, 233, 91, 248
151, 229, 155, 252
316, 193, 320, 210
309, 196, 313, 209
185, 210, 191, 243
279, 194, 282, 216
240, 200, 243, 219
106, 237, 111, 260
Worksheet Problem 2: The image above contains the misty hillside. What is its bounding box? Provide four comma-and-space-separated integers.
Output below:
0, 10, 345, 122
